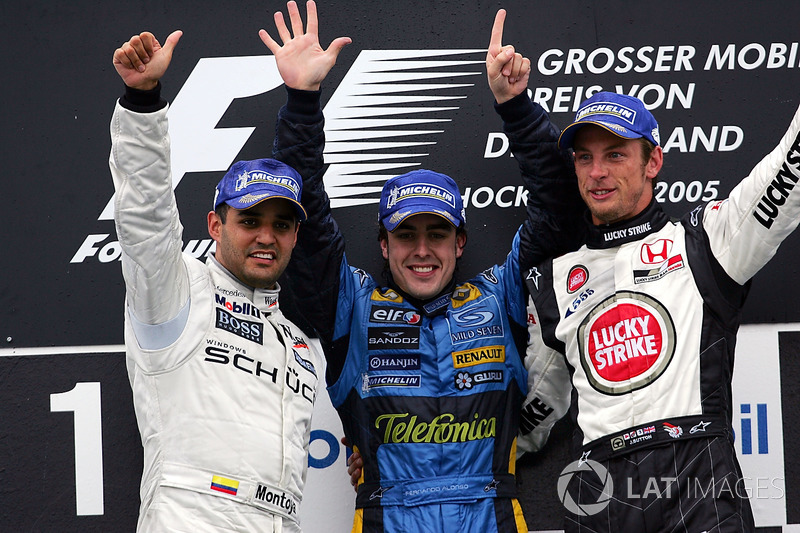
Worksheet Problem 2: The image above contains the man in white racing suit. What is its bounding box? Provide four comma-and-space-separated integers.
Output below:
109, 7, 349, 531
523, 90, 800, 531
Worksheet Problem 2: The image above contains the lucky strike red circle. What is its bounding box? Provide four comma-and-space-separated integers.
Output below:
586, 303, 662, 382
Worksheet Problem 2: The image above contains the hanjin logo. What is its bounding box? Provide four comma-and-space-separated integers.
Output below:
640, 239, 673, 264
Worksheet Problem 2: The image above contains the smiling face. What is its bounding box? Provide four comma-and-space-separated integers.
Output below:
572, 125, 663, 225
380, 213, 466, 300
208, 198, 298, 289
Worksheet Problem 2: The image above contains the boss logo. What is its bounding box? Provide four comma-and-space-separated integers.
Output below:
215, 308, 263, 344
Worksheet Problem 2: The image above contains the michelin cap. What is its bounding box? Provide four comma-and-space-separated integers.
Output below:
213, 158, 307, 221
558, 91, 660, 149
378, 169, 465, 232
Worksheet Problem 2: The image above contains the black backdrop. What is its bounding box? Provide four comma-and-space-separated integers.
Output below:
2, 1, 800, 530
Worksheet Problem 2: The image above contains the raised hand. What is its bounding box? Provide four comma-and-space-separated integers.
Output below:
259, 0, 351, 91
112, 30, 183, 91
486, 9, 530, 104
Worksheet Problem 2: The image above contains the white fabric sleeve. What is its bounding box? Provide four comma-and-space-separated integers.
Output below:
517, 294, 572, 455
704, 102, 800, 284
109, 101, 190, 330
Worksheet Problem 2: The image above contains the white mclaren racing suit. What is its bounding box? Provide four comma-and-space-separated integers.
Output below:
110, 88, 320, 532
525, 102, 800, 531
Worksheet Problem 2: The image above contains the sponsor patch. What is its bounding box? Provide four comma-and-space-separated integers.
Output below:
663, 422, 684, 439
448, 296, 504, 345
454, 370, 504, 390
215, 294, 261, 319
371, 288, 403, 303
633, 255, 685, 284
480, 267, 499, 285
578, 291, 675, 395
374, 411, 496, 444
452, 345, 505, 368
368, 327, 420, 350
567, 265, 589, 293
363, 374, 421, 390
369, 354, 421, 371
370, 306, 421, 325
215, 307, 263, 344
386, 182, 457, 209
211, 475, 239, 496
423, 293, 451, 314
451, 283, 482, 307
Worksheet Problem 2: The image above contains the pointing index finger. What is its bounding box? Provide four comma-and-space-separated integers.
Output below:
489, 9, 507, 53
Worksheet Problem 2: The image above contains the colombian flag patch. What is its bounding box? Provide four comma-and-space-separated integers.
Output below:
210, 475, 239, 495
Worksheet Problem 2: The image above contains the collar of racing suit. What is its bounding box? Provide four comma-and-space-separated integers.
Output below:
585, 198, 672, 250
383, 270, 457, 318
206, 253, 282, 316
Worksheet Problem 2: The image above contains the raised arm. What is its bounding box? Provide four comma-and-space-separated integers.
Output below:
265, 1, 351, 344
486, 10, 585, 269
486, 9, 530, 105
113, 30, 182, 91
260, 0, 350, 91
110, 30, 190, 338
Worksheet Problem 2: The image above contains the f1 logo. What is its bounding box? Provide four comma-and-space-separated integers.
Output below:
640, 239, 672, 264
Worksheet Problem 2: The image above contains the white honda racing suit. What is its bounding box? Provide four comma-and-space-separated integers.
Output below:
525, 102, 800, 531
110, 89, 321, 532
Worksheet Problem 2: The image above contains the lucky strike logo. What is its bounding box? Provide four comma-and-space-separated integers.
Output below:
567, 265, 589, 293
588, 304, 660, 380
578, 291, 675, 395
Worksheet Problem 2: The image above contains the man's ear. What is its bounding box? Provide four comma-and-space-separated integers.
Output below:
455, 231, 467, 259
208, 211, 222, 241
380, 236, 389, 260
646, 146, 664, 179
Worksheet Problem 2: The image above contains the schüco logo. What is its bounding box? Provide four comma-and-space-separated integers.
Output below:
577, 291, 676, 395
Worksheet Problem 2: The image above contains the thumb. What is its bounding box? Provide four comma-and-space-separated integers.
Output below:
162, 30, 183, 54
326, 36, 352, 59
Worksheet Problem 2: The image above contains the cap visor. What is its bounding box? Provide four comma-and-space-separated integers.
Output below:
226, 194, 307, 221
558, 120, 642, 149
381, 206, 459, 232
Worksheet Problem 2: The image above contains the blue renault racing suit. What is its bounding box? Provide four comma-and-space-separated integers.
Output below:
272, 89, 581, 532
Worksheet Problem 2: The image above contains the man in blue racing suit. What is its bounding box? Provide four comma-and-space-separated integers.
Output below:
265, 6, 580, 532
